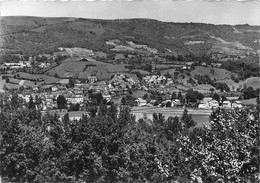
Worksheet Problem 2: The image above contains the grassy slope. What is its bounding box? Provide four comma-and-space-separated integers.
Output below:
47, 58, 129, 80
243, 77, 260, 89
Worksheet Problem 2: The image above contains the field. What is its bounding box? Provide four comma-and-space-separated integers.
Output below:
191, 66, 235, 80
239, 98, 257, 106
192, 84, 215, 93
131, 106, 212, 127
0, 78, 20, 90
17, 72, 61, 84
243, 77, 260, 89
47, 58, 129, 80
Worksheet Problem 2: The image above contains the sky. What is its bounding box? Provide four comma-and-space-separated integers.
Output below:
1, 0, 259, 25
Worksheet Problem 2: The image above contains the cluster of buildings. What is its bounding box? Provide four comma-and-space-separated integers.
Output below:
143, 75, 173, 86
1, 61, 32, 70
198, 97, 243, 109
9, 73, 140, 111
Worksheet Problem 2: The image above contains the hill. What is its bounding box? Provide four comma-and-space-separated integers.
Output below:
0, 16, 259, 57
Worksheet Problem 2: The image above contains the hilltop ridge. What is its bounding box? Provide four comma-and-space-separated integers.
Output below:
0, 16, 259, 56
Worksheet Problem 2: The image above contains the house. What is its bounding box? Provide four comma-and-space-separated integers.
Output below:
87, 76, 97, 83
198, 103, 210, 109
143, 76, 151, 83
208, 100, 219, 109
52, 86, 58, 92
172, 99, 181, 106
103, 94, 112, 102
201, 62, 207, 66
149, 99, 157, 105
232, 101, 243, 109
3, 62, 26, 69
166, 78, 173, 85
186, 62, 194, 66
67, 96, 84, 104
198, 100, 210, 109
226, 97, 239, 101
211, 63, 222, 68
19, 61, 31, 67
39, 62, 50, 68
135, 98, 147, 107
222, 101, 232, 109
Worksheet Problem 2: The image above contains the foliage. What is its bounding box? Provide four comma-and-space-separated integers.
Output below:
57, 95, 67, 109
221, 56, 259, 79
179, 108, 260, 182
212, 93, 220, 102
28, 95, 36, 110
177, 91, 184, 104
66, 79, 75, 88
68, 103, 80, 111
181, 109, 196, 129
240, 86, 259, 100
171, 92, 176, 100
185, 89, 204, 104
0, 94, 259, 182
0, 54, 20, 64
89, 93, 103, 105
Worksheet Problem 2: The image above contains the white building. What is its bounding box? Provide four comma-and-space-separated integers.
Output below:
103, 94, 112, 102
198, 102, 210, 109
222, 101, 232, 109
135, 98, 147, 107
232, 101, 243, 109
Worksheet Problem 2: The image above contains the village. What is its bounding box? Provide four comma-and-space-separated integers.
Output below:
0, 48, 249, 122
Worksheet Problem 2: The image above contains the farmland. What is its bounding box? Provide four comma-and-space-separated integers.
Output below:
131, 106, 212, 127
47, 58, 130, 80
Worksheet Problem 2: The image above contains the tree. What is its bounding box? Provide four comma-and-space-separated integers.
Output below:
178, 91, 183, 103
3, 85, 7, 91
10, 93, 23, 109
89, 106, 97, 117
166, 116, 182, 135
153, 113, 165, 127
95, 93, 103, 105
66, 79, 75, 88
212, 93, 220, 102
185, 89, 204, 103
171, 92, 177, 100
210, 69, 215, 75
89, 93, 103, 105
57, 95, 67, 109
68, 103, 80, 111
98, 100, 107, 116
181, 109, 196, 129
142, 93, 148, 100
179, 108, 260, 182
209, 88, 214, 93
121, 97, 126, 105
28, 95, 36, 110
221, 95, 227, 102
242, 86, 256, 99
62, 113, 70, 124
166, 101, 172, 107
6, 77, 10, 83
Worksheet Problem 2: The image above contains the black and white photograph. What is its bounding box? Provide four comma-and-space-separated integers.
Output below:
0, 0, 259, 182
